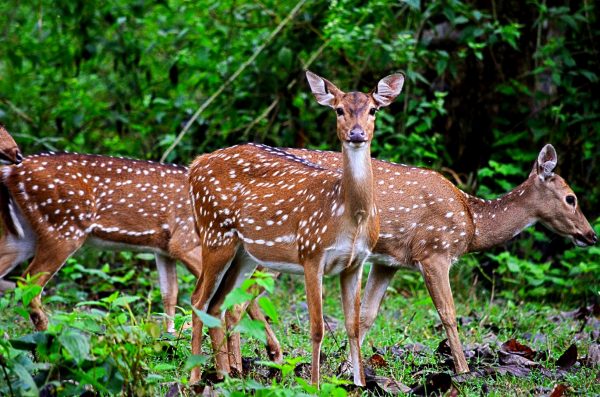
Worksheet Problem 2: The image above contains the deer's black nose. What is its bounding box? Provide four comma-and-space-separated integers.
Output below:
348, 128, 367, 143
15, 150, 23, 164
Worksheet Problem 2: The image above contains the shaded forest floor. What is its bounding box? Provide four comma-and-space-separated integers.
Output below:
1, 259, 599, 396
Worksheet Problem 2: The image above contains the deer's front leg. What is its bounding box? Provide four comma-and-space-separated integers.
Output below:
420, 257, 469, 374
303, 261, 324, 387
340, 262, 366, 386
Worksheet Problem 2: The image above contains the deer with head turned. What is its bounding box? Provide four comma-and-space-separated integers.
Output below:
187, 70, 404, 386
0, 126, 23, 165
0, 151, 282, 359
280, 143, 596, 374
0, 152, 198, 332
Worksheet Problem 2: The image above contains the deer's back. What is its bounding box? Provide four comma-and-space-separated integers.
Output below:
2, 153, 197, 254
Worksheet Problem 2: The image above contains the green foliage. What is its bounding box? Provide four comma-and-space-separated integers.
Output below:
1, 0, 599, 301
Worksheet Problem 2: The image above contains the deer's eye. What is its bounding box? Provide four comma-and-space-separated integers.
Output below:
369, 107, 377, 116
565, 195, 576, 206
336, 108, 344, 116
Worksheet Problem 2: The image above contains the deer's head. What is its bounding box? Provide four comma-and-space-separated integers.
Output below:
306, 71, 404, 151
529, 144, 597, 247
0, 126, 22, 165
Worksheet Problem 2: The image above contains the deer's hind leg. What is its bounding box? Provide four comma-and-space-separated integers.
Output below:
225, 271, 283, 375
359, 263, 397, 345
155, 254, 178, 333
420, 254, 469, 374
206, 250, 258, 378
190, 240, 238, 384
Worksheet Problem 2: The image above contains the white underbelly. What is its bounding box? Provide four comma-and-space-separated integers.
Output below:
86, 237, 168, 256
242, 232, 373, 277
367, 253, 410, 268
243, 250, 305, 275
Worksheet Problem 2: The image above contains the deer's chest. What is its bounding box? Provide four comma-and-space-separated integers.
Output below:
321, 233, 372, 275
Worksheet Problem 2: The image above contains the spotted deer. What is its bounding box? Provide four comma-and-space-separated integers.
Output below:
0, 152, 283, 357
187, 71, 404, 386
277, 143, 596, 374
0, 126, 23, 165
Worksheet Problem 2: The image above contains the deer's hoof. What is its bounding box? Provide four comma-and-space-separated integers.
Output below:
269, 348, 283, 364
189, 368, 202, 385
30, 309, 48, 331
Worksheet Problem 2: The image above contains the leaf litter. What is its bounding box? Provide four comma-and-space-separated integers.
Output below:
212, 303, 599, 395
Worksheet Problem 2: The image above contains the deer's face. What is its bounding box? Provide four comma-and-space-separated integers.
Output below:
535, 175, 597, 247
334, 92, 379, 149
305, 70, 404, 150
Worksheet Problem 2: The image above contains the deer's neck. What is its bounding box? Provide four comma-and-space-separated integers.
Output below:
340, 145, 375, 226
466, 179, 537, 252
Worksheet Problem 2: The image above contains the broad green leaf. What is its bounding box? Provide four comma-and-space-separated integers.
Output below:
135, 253, 155, 261
254, 276, 275, 294
221, 287, 253, 311
10, 332, 49, 351
152, 363, 176, 371
400, 0, 420, 10
58, 329, 90, 365
12, 363, 39, 396
20, 285, 42, 307
112, 295, 140, 308
184, 354, 209, 371
258, 296, 279, 324
191, 307, 222, 328
234, 317, 266, 344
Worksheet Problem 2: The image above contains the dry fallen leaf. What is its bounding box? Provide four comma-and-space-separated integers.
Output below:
585, 343, 600, 367
548, 383, 569, 397
365, 373, 411, 395
409, 373, 453, 396
501, 339, 536, 360
555, 344, 577, 370
368, 353, 388, 368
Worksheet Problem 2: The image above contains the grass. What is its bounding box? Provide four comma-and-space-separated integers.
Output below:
0, 253, 598, 396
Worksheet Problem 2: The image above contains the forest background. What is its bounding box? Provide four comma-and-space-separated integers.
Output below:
1, 0, 598, 300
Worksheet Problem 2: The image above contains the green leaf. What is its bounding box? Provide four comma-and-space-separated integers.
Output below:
152, 363, 176, 371
277, 47, 293, 70
258, 296, 279, 324
234, 317, 266, 344
11, 363, 39, 396
112, 295, 140, 308
135, 253, 155, 261
255, 276, 275, 294
58, 329, 90, 365
400, 0, 420, 10
191, 307, 222, 328
20, 285, 42, 307
10, 332, 49, 351
184, 354, 209, 371
221, 287, 253, 311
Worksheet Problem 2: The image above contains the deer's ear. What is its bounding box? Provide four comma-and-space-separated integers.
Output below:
372, 73, 405, 108
532, 144, 557, 180
306, 70, 343, 108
